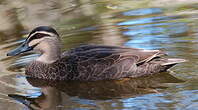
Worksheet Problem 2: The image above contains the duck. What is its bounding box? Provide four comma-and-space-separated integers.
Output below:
7, 26, 186, 81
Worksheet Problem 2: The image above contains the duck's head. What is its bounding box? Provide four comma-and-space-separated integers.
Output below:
7, 26, 61, 63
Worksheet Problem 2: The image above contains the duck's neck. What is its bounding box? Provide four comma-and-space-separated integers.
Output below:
36, 52, 60, 64
36, 42, 61, 64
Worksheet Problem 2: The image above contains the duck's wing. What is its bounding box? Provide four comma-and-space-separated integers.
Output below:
60, 44, 168, 81
62, 44, 165, 64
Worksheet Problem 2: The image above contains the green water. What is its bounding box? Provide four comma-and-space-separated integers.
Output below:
0, 0, 198, 109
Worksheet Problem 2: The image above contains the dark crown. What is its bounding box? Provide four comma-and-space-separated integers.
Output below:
27, 26, 59, 43
29, 26, 59, 37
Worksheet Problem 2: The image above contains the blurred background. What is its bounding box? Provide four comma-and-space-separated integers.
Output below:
0, 0, 198, 109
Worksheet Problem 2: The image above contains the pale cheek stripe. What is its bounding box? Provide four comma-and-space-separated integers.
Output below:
28, 37, 53, 47
27, 31, 55, 41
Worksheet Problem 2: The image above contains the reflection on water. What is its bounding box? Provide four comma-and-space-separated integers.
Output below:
9, 72, 183, 110
118, 8, 189, 49
0, 0, 198, 110
122, 8, 163, 16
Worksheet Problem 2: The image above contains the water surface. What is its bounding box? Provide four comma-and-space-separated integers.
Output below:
0, 0, 198, 110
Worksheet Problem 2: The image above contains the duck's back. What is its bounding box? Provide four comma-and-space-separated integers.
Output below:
26, 44, 185, 81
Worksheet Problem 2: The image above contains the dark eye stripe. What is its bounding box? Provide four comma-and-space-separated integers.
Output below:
27, 33, 50, 43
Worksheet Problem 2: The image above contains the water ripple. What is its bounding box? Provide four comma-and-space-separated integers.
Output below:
123, 8, 163, 16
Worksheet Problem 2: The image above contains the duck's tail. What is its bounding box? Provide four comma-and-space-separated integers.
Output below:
126, 58, 186, 78
161, 58, 186, 66
160, 58, 187, 70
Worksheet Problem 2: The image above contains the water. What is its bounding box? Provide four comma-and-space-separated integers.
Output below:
0, 0, 198, 110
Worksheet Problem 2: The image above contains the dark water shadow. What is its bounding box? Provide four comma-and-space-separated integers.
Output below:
8, 72, 184, 110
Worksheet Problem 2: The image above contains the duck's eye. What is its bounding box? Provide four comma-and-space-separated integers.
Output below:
28, 33, 50, 43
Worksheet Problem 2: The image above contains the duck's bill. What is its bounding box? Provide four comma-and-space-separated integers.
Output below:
7, 43, 33, 56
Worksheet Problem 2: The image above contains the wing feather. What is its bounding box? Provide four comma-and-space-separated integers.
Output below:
60, 44, 166, 80
62, 44, 166, 64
